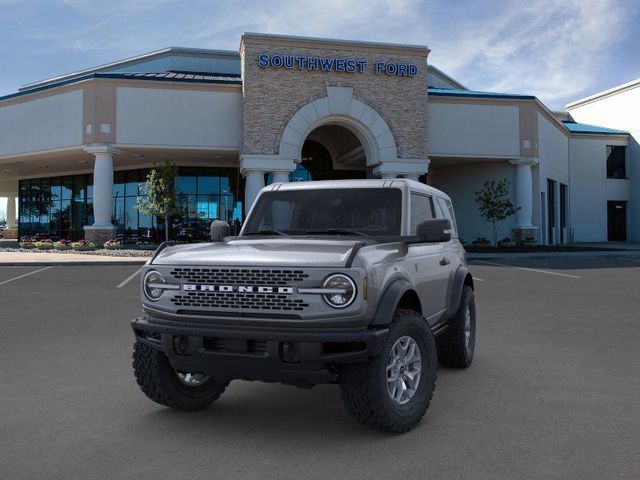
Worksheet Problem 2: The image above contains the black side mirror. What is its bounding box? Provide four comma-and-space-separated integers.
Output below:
416, 218, 452, 243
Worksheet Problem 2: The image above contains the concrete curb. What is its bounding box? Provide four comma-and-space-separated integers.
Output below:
0, 260, 148, 266
467, 250, 640, 260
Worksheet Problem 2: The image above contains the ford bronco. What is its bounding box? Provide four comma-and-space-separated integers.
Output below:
131, 179, 476, 432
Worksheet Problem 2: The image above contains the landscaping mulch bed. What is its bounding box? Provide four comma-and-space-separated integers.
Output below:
0, 247, 153, 257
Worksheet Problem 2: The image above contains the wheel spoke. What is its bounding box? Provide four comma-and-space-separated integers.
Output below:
386, 335, 422, 405
394, 378, 406, 402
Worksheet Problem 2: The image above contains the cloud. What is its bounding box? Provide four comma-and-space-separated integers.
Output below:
426, 0, 634, 108
1, 0, 637, 109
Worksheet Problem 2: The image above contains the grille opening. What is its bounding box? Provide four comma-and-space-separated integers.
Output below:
203, 337, 225, 352
171, 291, 309, 311
176, 310, 302, 319
203, 337, 267, 356
170, 267, 309, 286
323, 342, 367, 355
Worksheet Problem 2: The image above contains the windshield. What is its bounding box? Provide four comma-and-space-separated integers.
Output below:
242, 188, 402, 237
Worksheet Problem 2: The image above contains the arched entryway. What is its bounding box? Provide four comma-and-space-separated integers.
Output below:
295, 124, 367, 181
241, 86, 428, 209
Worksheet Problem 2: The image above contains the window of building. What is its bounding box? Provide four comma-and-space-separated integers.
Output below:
606, 145, 626, 179
409, 193, 434, 234
18, 166, 243, 242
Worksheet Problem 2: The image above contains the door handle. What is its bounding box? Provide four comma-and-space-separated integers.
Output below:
439, 257, 450, 266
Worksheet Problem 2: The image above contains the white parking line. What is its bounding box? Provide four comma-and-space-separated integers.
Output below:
0, 266, 52, 286
474, 260, 581, 279
117, 267, 142, 289
473, 277, 485, 282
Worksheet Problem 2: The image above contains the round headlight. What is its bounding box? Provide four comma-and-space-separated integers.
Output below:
143, 270, 165, 301
322, 274, 356, 308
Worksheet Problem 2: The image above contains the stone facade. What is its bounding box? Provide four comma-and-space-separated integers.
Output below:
84, 226, 117, 247
240, 34, 429, 161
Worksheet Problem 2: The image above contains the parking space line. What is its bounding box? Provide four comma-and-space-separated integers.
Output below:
117, 267, 142, 289
0, 266, 52, 286
473, 277, 485, 282
474, 260, 581, 279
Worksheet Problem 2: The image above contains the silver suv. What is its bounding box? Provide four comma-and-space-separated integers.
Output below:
131, 179, 476, 432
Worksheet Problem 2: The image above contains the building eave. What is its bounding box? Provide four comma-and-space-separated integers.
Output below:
565, 78, 640, 110
1, 72, 242, 104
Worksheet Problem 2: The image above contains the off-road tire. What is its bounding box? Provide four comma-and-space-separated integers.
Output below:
338, 309, 437, 433
133, 340, 229, 411
437, 286, 476, 368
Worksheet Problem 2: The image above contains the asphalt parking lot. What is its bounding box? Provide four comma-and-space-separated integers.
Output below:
1, 257, 639, 479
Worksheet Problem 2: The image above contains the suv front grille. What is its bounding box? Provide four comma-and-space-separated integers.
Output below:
170, 291, 309, 311
170, 268, 309, 286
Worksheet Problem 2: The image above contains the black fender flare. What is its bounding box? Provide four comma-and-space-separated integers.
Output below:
370, 278, 416, 326
447, 266, 474, 318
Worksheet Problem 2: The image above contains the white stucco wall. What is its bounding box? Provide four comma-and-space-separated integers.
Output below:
427, 102, 520, 157
430, 161, 517, 243
536, 113, 570, 244
116, 87, 242, 149
568, 136, 629, 242
568, 85, 639, 241
0, 90, 83, 157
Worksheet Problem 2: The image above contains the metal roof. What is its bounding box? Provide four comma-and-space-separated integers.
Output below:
428, 87, 535, 100
562, 121, 628, 135
19, 47, 240, 92
116, 71, 241, 82
0, 71, 242, 103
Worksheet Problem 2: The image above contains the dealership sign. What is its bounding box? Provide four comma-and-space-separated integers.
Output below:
258, 53, 418, 77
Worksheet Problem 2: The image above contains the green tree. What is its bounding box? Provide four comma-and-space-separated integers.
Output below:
136, 161, 180, 242
474, 179, 520, 246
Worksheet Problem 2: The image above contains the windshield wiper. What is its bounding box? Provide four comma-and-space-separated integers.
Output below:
243, 229, 288, 236
304, 228, 372, 238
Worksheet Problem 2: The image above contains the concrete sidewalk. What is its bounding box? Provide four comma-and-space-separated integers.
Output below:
0, 251, 149, 266
467, 250, 640, 260
3, 248, 640, 265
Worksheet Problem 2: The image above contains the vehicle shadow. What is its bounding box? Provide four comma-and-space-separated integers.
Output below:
130, 379, 438, 441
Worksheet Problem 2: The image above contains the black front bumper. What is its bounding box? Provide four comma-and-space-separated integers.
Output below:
131, 316, 389, 386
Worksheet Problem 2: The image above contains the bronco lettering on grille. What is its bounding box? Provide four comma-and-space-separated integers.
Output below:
182, 285, 294, 294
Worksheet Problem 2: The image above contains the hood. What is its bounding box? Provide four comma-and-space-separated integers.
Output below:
151, 238, 362, 267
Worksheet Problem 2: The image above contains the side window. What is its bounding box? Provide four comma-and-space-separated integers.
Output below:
410, 193, 434, 234
436, 197, 458, 237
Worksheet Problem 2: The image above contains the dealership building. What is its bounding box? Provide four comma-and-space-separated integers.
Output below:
0, 33, 637, 245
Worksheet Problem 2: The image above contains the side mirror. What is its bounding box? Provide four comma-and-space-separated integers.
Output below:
416, 218, 452, 243
210, 220, 230, 242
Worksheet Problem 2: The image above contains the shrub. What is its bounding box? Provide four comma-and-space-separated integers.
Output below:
33, 240, 53, 249
71, 239, 96, 250
54, 240, 72, 249
103, 238, 123, 248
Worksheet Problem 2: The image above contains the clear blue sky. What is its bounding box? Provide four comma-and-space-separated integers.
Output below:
1, 0, 640, 218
